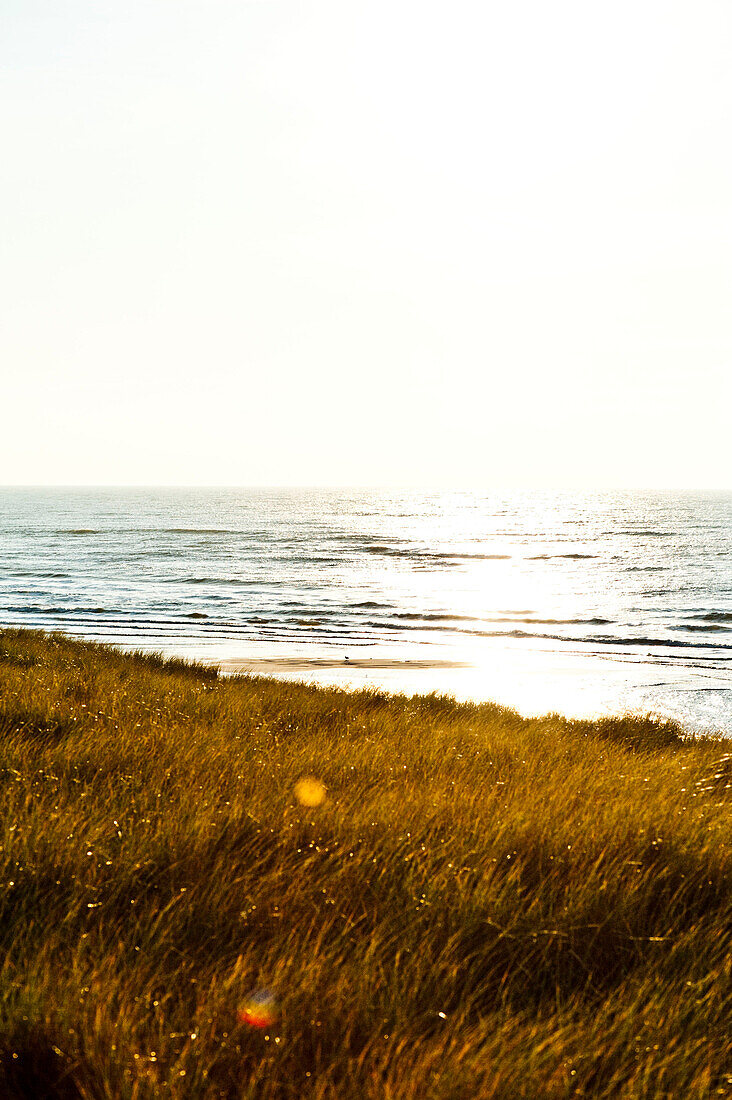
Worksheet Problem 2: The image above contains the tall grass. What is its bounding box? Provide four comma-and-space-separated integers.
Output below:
0, 627, 729, 1098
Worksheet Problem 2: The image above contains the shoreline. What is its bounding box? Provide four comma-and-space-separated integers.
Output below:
209, 642, 732, 736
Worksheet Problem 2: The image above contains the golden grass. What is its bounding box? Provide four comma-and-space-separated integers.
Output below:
0, 627, 730, 1099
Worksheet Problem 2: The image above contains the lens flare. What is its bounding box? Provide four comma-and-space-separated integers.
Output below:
238, 989, 278, 1029
294, 777, 326, 807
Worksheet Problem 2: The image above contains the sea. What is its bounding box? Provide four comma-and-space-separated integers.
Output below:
1, 488, 731, 735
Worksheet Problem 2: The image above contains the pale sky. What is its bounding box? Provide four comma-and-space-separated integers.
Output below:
2, 1, 731, 488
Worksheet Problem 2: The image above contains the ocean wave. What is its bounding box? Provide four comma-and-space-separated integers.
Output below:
5, 608, 732, 659
49, 527, 243, 536
527, 553, 598, 560
624, 566, 668, 572
183, 577, 279, 586
513, 616, 612, 625
1, 570, 69, 579
474, 629, 732, 652
592, 634, 732, 651
439, 552, 512, 561
361, 545, 511, 562
45, 526, 323, 539
362, 544, 411, 556
615, 530, 671, 537
165, 528, 240, 535
393, 612, 483, 622
389, 612, 612, 626
330, 533, 410, 545
1, 604, 111, 616
672, 623, 729, 633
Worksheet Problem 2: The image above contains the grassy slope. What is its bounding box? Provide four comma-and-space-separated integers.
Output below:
0, 628, 730, 1100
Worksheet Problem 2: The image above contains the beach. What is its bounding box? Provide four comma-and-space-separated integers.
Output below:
214, 640, 732, 733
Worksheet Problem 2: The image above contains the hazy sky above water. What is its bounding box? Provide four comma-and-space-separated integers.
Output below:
2, 1, 731, 489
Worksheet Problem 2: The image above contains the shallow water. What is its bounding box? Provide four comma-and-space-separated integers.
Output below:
1, 488, 730, 733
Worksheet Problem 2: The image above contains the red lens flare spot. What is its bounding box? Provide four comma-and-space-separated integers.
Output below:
238, 990, 278, 1029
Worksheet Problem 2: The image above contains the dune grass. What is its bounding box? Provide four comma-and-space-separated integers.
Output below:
0, 627, 729, 1099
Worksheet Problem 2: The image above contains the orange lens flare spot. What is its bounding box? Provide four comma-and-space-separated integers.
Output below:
294, 777, 326, 807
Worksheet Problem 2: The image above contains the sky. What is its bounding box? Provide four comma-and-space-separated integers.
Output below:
2, 0, 731, 488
